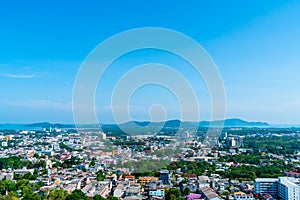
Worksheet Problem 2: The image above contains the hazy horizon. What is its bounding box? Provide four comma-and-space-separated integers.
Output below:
1, 118, 299, 127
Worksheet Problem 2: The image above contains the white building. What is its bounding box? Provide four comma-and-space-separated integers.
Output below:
99, 132, 106, 140
14, 167, 35, 176
255, 177, 300, 200
278, 177, 300, 200
149, 189, 164, 197
0, 172, 14, 181
1, 141, 7, 147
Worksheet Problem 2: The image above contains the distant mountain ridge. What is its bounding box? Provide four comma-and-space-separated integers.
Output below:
122, 118, 268, 127
199, 118, 269, 127
0, 118, 269, 131
101, 118, 269, 135
24, 122, 75, 128
116, 118, 269, 130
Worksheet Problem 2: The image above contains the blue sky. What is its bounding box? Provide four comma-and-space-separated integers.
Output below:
0, 0, 300, 124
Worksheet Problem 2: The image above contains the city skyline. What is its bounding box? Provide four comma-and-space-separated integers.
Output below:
0, 0, 300, 124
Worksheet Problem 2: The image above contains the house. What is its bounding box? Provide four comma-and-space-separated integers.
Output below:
233, 192, 254, 200
284, 171, 300, 178
149, 189, 164, 197
200, 187, 221, 200
187, 193, 202, 200
198, 176, 210, 188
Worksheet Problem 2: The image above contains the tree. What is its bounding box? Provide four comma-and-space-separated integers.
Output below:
29, 174, 38, 181
96, 170, 105, 181
169, 194, 177, 200
106, 196, 118, 200
0, 192, 18, 200
33, 153, 40, 158
47, 189, 68, 200
34, 182, 44, 191
23, 173, 31, 180
0, 180, 11, 194
7, 184, 16, 193
165, 188, 181, 200
66, 189, 87, 200
93, 194, 105, 200
90, 159, 96, 167
182, 187, 190, 195
22, 186, 41, 200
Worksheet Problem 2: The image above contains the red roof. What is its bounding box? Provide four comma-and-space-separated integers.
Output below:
184, 173, 197, 178
263, 194, 272, 199
285, 171, 300, 175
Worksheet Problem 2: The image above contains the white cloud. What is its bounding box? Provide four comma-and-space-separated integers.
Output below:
0, 73, 40, 79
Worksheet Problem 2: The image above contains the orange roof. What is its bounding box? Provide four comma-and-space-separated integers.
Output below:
139, 177, 158, 181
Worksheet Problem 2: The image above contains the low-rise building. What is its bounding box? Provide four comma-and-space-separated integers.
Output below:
200, 187, 221, 200
233, 192, 254, 200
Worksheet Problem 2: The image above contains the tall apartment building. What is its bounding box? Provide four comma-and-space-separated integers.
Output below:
255, 177, 300, 200
226, 136, 243, 148
278, 177, 300, 200
159, 170, 170, 185
255, 178, 278, 198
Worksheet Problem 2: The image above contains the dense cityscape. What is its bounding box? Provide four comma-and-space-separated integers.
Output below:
1, 1, 300, 200
0, 123, 299, 200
